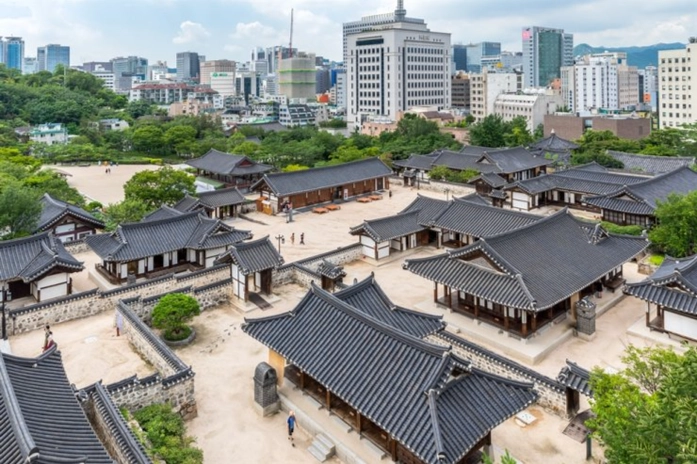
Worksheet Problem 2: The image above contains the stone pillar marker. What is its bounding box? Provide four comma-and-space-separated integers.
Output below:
575, 296, 597, 341
254, 362, 280, 416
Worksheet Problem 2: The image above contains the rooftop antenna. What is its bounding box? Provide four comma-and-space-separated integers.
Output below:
395, 0, 406, 21
289, 9, 294, 58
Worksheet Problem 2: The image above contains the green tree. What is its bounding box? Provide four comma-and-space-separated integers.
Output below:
468, 114, 508, 148
163, 125, 197, 154
123, 167, 195, 209
101, 199, 150, 231
533, 124, 544, 140
570, 151, 625, 168
126, 100, 155, 119
648, 191, 697, 257
152, 293, 201, 340
589, 345, 697, 463
132, 125, 165, 154
282, 164, 309, 172
23, 170, 85, 206
0, 181, 42, 239
503, 117, 533, 147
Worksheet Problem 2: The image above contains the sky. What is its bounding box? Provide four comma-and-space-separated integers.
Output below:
0, 0, 694, 66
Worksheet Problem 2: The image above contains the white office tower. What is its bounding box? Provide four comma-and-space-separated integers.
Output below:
658, 39, 697, 129
346, 1, 451, 128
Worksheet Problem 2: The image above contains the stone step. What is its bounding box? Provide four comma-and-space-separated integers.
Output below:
315, 433, 335, 452
311, 439, 334, 457
307, 442, 332, 462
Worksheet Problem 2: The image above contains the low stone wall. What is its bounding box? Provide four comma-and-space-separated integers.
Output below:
64, 239, 92, 255
273, 243, 363, 289
431, 331, 567, 417
107, 373, 197, 420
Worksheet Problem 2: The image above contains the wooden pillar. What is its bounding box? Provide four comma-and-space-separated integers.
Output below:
434, 282, 438, 303
355, 412, 362, 436
326, 390, 331, 411
531, 313, 537, 333
645, 303, 650, 327
390, 437, 398, 462
522, 313, 528, 337
474, 297, 479, 318
448, 287, 453, 309
300, 371, 306, 390
504, 311, 509, 330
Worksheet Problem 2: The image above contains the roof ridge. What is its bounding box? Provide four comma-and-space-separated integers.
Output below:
426, 389, 447, 462
608, 150, 696, 162
309, 283, 449, 357
0, 231, 50, 249
480, 207, 571, 243
0, 351, 39, 460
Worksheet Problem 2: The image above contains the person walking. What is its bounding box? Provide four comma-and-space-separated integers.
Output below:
42, 325, 51, 350
287, 411, 296, 446
290, 233, 295, 245
43, 331, 55, 352
299, 233, 305, 245
389, 189, 393, 199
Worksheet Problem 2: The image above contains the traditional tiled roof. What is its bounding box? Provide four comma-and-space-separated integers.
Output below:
584, 167, 697, 215
0, 232, 83, 282
489, 189, 507, 200
317, 260, 347, 280
429, 199, 540, 238
214, 236, 284, 274
470, 172, 507, 188
404, 209, 648, 311
86, 212, 252, 262
243, 284, 536, 464
624, 254, 697, 315
607, 150, 695, 175
172, 195, 201, 213
506, 163, 648, 196
0, 347, 114, 463
478, 146, 553, 174
459, 145, 490, 155
457, 193, 491, 206
400, 195, 452, 223
393, 154, 438, 170
186, 149, 273, 176
38, 194, 104, 232
557, 360, 593, 397
350, 210, 424, 242
333, 274, 444, 338
251, 158, 392, 197
433, 150, 500, 173
530, 133, 579, 152
142, 205, 184, 222
89, 382, 153, 463
173, 187, 246, 213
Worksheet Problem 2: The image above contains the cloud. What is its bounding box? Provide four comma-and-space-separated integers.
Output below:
172, 21, 210, 44
229, 21, 280, 41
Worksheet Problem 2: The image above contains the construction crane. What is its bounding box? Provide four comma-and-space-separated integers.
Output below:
289, 8, 294, 59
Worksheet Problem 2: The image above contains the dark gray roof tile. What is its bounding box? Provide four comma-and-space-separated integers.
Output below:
251, 158, 392, 196
0, 232, 83, 282
197, 187, 247, 208
186, 149, 272, 176
557, 360, 592, 397
243, 284, 536, 464
607, 150, 695, 175
530, 133, 579, 152
624, 254, 697, 315
479, 146, 552, 173
430, 200, 540, 238
350, 210, 424, 242
38, 194, 104, 232
214, 236, 284, 274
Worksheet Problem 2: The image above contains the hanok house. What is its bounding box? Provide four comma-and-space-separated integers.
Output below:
429, 196, 541, 248
251, 158, 393, 215
625, 254, 697, 341
350, 195, 450, 260
186, 148, 273, 191
504, 162, 649, 211
215, 236, 284, 302
86, 211, 252, 284
583, 166, 697, 228
528, 132, 579, 167
605, 150, 695, 175
0, 346, 151, 464
243, 277, 536, 464
393, 148, 496, 187
173, 186, 248, 219
0, 233, 83, 302
37, 193, 105, 242
404, 209, 648, 338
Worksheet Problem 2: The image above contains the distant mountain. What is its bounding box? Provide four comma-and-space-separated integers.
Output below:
573, 43, 686, 68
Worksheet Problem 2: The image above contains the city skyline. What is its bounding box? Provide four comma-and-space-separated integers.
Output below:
0, 0, 692, 67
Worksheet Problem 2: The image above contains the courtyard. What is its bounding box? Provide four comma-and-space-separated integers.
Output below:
9, 164, 690, 463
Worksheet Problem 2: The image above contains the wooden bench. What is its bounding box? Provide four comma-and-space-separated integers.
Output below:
369, 195, 382, 201
326, 204, 341, 211
357, 197, 372, 203
313, 207, 328, 214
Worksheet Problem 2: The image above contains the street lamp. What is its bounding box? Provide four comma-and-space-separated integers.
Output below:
275, 234, 285, 253
2, 284, 12, 340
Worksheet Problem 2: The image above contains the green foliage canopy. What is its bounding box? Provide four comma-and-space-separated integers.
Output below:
152, 293, 201, 339
123, 167, 195, 209
648, 191, 697, 258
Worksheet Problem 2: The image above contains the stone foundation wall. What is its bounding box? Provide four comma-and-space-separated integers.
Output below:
108, 374, 197, 420
431, 332, 567, 416
64, 239, 92, 255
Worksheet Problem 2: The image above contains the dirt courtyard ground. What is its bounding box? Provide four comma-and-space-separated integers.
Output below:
53, 164, 160, 204
26, 165, 690, 463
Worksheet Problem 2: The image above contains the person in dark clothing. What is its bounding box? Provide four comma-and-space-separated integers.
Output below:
299, 233, 305, 245
287, 411, 296, 446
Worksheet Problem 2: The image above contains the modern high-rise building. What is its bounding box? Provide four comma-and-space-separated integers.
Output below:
3, 37, 24, 71
111, 56, 148, 91
342, 0, 425, 65
37, 44, 70, 73
522, 26, 573, 88
561, 53, 639, 112
658, 39, 697, 129
265, 45, 297, 74
462, 42, 501, 73
346, 1, 451, 127
22, 57, 38, 75
452, 44, 467, 72
278, 52, 317, 100
82, 61, 112, 73
176, 51, 200, 81
316, 68, 331, 94
200, 60, 235, 86
639, 66, 658, 111
481, 51, 524, 73
451, 72, 471, 108
470, 68, 523, 121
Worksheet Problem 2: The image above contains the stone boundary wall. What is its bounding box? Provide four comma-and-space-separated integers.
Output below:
9, 265, 230, 335
273, 243, 362, 289
431, 331, 567, 417
64, 238, 92, 255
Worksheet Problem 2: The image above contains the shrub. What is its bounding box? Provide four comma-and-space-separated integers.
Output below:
152, 294, 200, 341
600, 221, 644, 236
132, 404, 203, 464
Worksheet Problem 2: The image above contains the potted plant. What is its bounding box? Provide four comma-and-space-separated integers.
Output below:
152, 293, 200, 345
